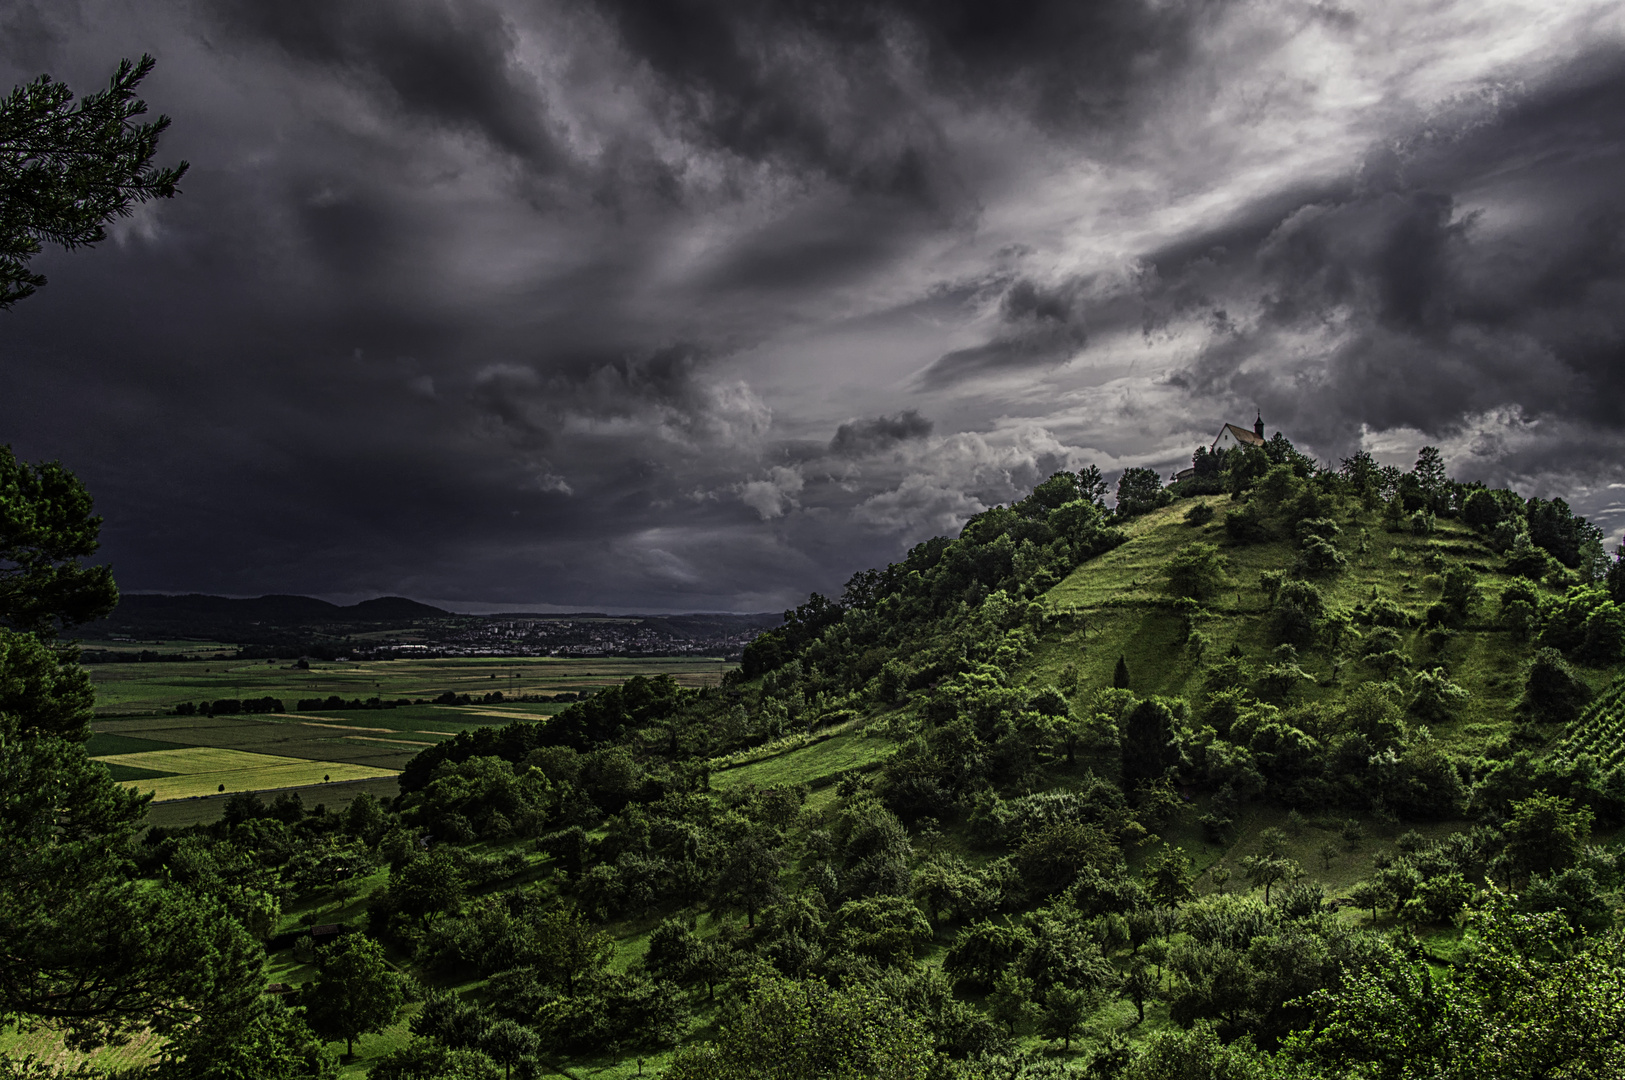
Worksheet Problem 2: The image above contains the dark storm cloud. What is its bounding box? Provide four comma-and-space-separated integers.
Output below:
202, 0, 561, 168
828, 410, 933, 457
5, 0, 1625, 607
603, 0, 1211, 156
1149, 51, 1625, 476
916, 276, 1087, 388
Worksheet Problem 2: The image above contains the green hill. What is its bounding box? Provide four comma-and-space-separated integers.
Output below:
117, 444, 1625, 1078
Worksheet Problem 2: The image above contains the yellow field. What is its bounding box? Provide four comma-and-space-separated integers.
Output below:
94, 746, 397, 802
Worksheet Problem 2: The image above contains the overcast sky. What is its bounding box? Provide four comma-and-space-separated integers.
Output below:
4, 0, 1623, 613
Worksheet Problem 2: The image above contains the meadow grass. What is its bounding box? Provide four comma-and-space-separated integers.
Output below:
102, 762, 178, 782
710, 728, 893, 792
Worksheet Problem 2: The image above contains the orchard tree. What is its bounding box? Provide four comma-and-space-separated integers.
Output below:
1122, 960, 1156, 1025
988, 968, 1040, 1036
300, 934, 406, 1058
713, 833, 786, 928
1145, 845, 1196, 909
664, 975, 936, 1080
1, 55, 188, 308
481, 1019, 539, 1080
1502, 793, 1592, 884
1121, 698, 1181, 788
153, 998, 336, 1080
1039, 984, 1091, 1050
529, 906, 612, 994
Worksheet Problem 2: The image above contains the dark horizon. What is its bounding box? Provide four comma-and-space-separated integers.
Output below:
111, 589, 777, 619
4, 0, 1623, 611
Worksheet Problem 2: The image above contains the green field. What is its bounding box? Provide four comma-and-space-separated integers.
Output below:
85, 731, 194, 756
93, 746, 399, 801
144, 776, 401, 828
85, 656, 738, 822
86, 655, 733, 716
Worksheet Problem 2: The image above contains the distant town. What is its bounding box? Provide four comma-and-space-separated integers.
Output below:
77, 593, 782, 663
377, 615, 771, 660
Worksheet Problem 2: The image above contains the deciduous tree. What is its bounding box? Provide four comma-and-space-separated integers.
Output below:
300, 934, 406, 1057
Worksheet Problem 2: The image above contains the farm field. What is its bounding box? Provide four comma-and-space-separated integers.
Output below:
85, 656, 738, 822
85, 654, 734, 716
145, 777, 401, 828
92, 746, 398, 802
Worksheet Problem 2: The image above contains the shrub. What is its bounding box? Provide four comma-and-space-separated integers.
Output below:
1295, 518, 1340, 545
1295, 536, 1347, 576
1272, 581, 1326, 647
1224, 502, 1271, 545
1407, 669, 1469, 724
1440, 566, 1479, 620
1581, 602, 1625, 664
1537, 586, 1621, 660
1519, 648, 1592, 724
1166, 543, 1228, 600
1506, 542, 1553, 581
1184, 502, 1215, 526
1355, 596, 1415, 629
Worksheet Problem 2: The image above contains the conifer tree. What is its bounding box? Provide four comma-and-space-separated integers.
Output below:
1, 56, 188, 307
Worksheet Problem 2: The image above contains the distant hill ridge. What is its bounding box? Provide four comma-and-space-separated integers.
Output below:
108, 593, 452, 623
81, 592, 782, 650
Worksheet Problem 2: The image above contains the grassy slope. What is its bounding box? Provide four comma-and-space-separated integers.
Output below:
580, 494, 1623, 1061
1034, 495, 1619, 743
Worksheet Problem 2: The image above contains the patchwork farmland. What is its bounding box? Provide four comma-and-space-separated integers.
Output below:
85, 654, 731, 715
87, 656, 736, 825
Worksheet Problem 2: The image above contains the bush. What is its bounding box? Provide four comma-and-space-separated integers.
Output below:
1295, 518, 1340, 545
1407, 669, 1469, 724
1184, 503, 1215, 526
1355, 597, 1414, 629
1519, 648, 1592, 724
1165, 543, 1228, 600
1506, 543, 1554, 581
1272, 581, 1326, 647
1581, 602, 1625, 664
1224, 502, 1271, 545
1295, 536, 1347, 576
